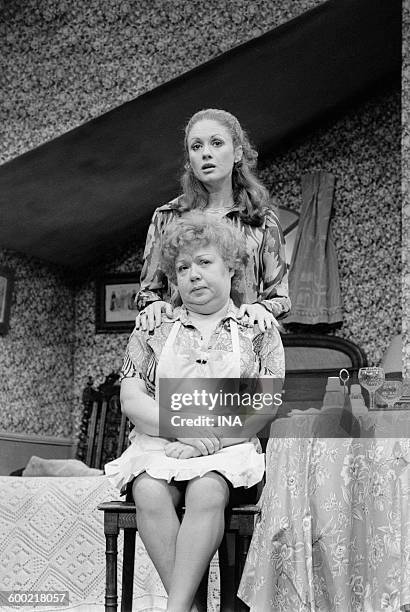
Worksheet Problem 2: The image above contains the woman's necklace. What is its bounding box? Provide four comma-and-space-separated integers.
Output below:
206, 194, 235, 216
206, 204, 235, 217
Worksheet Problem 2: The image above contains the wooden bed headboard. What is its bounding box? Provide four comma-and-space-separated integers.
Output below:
282, 333, 368, 374
281, 333, 368, 411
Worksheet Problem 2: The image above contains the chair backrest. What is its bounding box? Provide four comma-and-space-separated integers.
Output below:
281, 333, 368, 412
78, 382, 128, 470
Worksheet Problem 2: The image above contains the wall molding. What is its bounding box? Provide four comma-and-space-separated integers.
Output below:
0, 431, 75, 475
0, 430, 74, 445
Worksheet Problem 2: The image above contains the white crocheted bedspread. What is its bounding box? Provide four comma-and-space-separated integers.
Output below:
0, 476, 220, 611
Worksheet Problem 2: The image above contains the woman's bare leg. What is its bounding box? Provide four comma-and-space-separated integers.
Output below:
132, 473, 182, 593
167, 473, 229, 612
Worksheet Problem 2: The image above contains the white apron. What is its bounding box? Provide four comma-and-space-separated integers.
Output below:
105, 320, 264, 490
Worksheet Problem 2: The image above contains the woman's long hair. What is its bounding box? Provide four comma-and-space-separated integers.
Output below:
178, 109, 270, 226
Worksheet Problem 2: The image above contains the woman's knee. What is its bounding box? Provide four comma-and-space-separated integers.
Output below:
185, 473, 230, 513
132, 474, 179, 513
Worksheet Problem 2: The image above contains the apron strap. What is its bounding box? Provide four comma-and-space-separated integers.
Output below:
229, 319, 240, 356
155, 320, 181, 400
166, 319, 181, 345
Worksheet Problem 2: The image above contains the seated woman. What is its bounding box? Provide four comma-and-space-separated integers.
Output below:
105, 212, 285, 612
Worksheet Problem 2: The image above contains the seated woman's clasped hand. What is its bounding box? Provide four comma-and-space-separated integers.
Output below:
164, 441, 202, 459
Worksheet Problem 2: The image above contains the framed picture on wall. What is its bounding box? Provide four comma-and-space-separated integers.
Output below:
96, 273, 140, 333
0, 267, 14, 335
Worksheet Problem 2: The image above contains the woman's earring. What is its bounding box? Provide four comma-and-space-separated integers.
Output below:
184, 161, 191, 171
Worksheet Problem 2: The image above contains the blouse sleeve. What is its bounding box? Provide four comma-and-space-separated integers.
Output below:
258, 209, 291, 318
119, 329, 149, 382
135, 209, 169, 311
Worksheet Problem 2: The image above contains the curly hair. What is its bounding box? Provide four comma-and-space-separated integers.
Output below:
161, 212, 249, 289
178, 108, 271, 226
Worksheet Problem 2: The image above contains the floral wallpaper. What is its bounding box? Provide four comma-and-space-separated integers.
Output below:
1, 0, 324, 164
0, 250, 74, 437
403, 0, 410, 379
0, 0, 405, 440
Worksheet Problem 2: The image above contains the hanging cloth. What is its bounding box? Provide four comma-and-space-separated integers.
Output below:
286, 171, 343, 326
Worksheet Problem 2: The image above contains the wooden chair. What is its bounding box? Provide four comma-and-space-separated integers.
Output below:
98, 498, 258, 612
77, 375, 129, 469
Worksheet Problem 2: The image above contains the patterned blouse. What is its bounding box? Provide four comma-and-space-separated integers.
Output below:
121, 301, 285, 397
136, 198, 291, 319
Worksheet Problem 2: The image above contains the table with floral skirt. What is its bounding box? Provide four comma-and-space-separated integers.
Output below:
238, 412, 410, 612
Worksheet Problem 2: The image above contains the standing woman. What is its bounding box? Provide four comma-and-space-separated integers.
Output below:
135, 108, 290, 331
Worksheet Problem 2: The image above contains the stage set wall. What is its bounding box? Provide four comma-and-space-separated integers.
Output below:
0, 0, 405, 461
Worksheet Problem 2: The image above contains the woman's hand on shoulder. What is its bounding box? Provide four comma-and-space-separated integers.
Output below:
164, 441, 201, 459
135, 301, 174, 331
237, 303, 280, 333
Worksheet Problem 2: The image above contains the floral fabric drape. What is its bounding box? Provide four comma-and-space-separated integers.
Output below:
238, 436, 410, 611
286, 171, 343, 325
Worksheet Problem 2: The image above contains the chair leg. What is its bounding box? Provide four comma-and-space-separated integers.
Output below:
219, 532, 236, 612
234, 535, 251, 612
121, 528, 136, 612
103, 513, 120, 611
